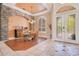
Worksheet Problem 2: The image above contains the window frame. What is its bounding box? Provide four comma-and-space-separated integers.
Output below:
38, 16, 46, 33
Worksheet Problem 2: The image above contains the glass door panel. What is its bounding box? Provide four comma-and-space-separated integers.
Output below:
56, 17, 65, 38
67, 14, 75, 40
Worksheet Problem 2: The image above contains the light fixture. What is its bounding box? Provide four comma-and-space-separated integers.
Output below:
27, 6, 36, 31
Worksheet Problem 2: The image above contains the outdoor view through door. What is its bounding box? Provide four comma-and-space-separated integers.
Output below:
56, 5, 76, 41
56, 14, 75, 40
67, 14, 75, 40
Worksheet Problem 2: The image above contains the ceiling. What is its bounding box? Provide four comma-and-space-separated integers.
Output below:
3, 3, 53, 16
16, 3, 47, 14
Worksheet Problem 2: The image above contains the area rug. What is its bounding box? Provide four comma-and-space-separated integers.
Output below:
5, 38, 47, 51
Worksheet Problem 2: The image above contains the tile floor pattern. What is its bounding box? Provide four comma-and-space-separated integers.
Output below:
0, 39, 79, 56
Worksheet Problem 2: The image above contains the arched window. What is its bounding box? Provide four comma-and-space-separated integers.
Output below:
39, 16, 46, 32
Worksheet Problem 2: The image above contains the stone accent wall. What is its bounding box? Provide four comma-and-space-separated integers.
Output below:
0, 4, 30, 41
1, 5, 17, 40
0, 3, 2, 40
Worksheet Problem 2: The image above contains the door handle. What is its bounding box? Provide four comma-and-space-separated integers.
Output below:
63, 26, 65, 29
62, 26, 65, 32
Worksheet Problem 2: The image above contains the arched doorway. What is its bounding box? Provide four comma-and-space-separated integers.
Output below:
56, 5, 77, 42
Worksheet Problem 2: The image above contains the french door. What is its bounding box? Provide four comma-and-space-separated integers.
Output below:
56, 13, 76, 41
56, 15, 65, 39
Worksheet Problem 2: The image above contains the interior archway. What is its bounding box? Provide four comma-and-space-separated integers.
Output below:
8, 15, 29, 39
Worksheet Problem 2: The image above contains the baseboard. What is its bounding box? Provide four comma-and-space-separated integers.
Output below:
54, 39, 79, 45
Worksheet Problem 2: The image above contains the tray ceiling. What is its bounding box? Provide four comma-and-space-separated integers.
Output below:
16, 3, 48, 14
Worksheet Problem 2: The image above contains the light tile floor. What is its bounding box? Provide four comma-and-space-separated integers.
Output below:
0, 39, 79, 56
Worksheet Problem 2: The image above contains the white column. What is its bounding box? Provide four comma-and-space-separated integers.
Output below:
52, 4, 57, 40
